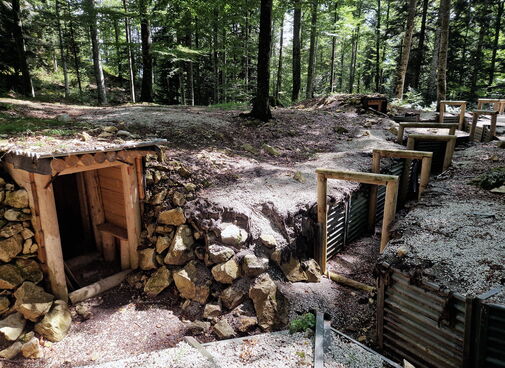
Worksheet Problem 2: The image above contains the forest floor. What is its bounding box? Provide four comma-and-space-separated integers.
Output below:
5, 96, 500, 367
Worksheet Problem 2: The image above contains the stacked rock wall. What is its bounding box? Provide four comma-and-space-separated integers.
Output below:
0, 174, 71, 359
137, 153, 322, 338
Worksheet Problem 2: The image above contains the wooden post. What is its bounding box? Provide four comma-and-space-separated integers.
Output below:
469, 112, 479, 141
50, 158, 66, 173
380, 179, 399, 253
83, 170, 105, 252
439, 102, 445, 123
443, 136, 457, 170
419, 156, 432, 199
397, 125, 405, 143
368, 152, 381, 230
121, 163, 141, 269
316, 173, 327, 274
32, 174, 68, 301
102, 233, 115, 262
488, 113, 498, 142
119, 239, 130, 270
459, 103, 466, 130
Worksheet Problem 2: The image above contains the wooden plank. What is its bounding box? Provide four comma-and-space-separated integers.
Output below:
184, 337, 222, 368
380, 180, 399, 253
97, 222, 128, 240
80, 154, 95, 166
314, 312, 325, 368
119, 239, 130, 270
368, 152, 381, 230
33, 173, 68, 301
122, 164, 141, 269
103, 212, 127, 229
96, 176, 123, 190
419, 156, 432, 199
102, 233, 115, 262
375, 148, 433, 159
69, 269, 131, 304
50, 158, 67, 173
83, 170, 105, 251
316, 173, 328, 275
76, 172, 93, 246
315, 169, 398, 185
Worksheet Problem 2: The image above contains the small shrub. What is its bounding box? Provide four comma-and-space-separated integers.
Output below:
470, 168, 505, 190
289, 312, 316, 334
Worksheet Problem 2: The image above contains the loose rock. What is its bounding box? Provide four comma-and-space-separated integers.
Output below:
13, 282, 54, 321
220, 223, 248, 247
237, 316, 258, 332
0, 312, 26, 342
259, 233, 277, 248
249, 273, 280, 330
0, 297, 9, 314
211, 258, 241, 284
203, 303, 222, 319
242, 255, 269, 277
34, 300, 71, 342
155, 236, 171, 254
206, 244, 235, 264
144, 266, 172, 296
0, 341, 23, 359
186, 320, 210, 336
0, 264, 24, 289
16, 258, 43, 284
158, 208, 186, 226
0, 235, 22, 262
5, 189, 29, 208
21, 337, 44, 359
164, 225, 195, 265
173, 261, 212, 304
213, 319, 235, 339
302, 259, 322, 283
0, 223, 24, 238
139, 248, 157, 270
220, 278, 250, 310
279, 255, 308, 282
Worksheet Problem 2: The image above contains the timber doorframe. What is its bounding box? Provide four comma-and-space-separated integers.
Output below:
477, 98, 501, 111
439, 100, 467, 129
406, 134, 456, 171
396, 122, 458, 143
316, 169, 399, 274
4, 150, 149, 301
469, 110, 499, 142
368, 149, 433, 230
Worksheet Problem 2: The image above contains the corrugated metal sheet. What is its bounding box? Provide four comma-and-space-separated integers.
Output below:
482, 303, 505, 367
326, 202, 347, 259
346, 189, 370, 244
380, 267, 466, 368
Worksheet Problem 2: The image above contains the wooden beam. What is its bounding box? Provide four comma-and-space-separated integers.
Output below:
83, 170, 105, 252
316, 173, 328, 274
55, 161, 126, 176
80, 154, 95, 166
397, 122, 458, 143
69, 269, 131, 304
380, 179, 399, 252
101, 233, 115, 262
374, 148, 433, 159
315, 169, 398, 185
121, 163, 141, 269
105, 151, 116, 162
94, 151, 106, 163
327, 271, 376, 292
50, 158, 66, 173
419, 156, 432, 199
406, 135, 456, 171
97, 222, 128, 240
32, 173, 68, 301
368, 152, 381, 231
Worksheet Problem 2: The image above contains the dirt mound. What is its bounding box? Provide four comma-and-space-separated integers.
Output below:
292, 93, 386, 112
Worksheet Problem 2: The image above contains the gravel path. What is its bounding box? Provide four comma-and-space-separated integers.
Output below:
79, 330, 391, 368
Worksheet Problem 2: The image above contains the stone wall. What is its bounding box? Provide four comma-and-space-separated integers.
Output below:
0, 175, 71, 359
136, 153, 322, 338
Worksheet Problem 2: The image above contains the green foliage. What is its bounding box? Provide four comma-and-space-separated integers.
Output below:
0, 112, 71, 136
470, 168, 505, 190
289, 312, 316, 334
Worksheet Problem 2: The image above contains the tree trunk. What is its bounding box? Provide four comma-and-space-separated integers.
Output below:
221, 26, 227, 103
305, 0, 318, 99
84, 0, 107, 104
411, 0, 429, 89
291, 0, 301, 101
436, 0, 450, 106
244, 2, 250, 93
394, 0, 418, 100
250, 0, 273, 121
65, 0, 83, 100
274, 14, 284, 101
213, 9, 219, 104
329, 2, 338, 93
122, 0, 136, 102
379, 0, 390, 91
488, 0, 504, 85
113, 16, 122, 81
55, 0, 69, 98
139, 0, 153, 102
375, 0, 381, 92
11, 0, 34, 97
348, 2, 362, 93
469, 15, 486, 99
185, 13, 194, 106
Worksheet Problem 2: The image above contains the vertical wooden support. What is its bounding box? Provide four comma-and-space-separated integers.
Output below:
32, 174, 68, 301
316, 173, 327, 274
83, 170, 105, 252
469, 113, 479, 141
380, 179, 399, 253
119, 239, 130, 270
439, 102, 445, 123
419, 156, 432, 199
459, 103, 466, 130
122, 162, 141, 269
488, 114, 498, 142
75, 172, 93, 246
368, 152, 381, 230
102, 233, 115, 262
397, 125, 405, 143
443, 136, 457, 171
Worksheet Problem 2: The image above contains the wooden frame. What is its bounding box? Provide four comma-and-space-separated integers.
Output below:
477, 98, 501, 111
316, 169, 399, 273
469, 110, 499, 142
406, 134, 457, 171
439, 100, 467, 129
368, 149, 433, 230
396, 122, 458, 143
3, 150, 150, 301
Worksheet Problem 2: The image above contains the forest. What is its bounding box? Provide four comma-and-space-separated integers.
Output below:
0, 0, 504, 113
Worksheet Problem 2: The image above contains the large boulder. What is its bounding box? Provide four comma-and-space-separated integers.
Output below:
164, 225, 195, 265
242, 255, 269, 277
5, 189, 29, 209
206, 244, 234, 265
213, 319, 235, 339
211, 258, 241, 284
220, 224, 248, 247
173, 261, 212, 304
279, 255, 308, 282
0, 235, 22, 262
144, 266, 172, 296
138, 248, 157, 270
302, 259, 322, 282
34, 300, 71, 342
158, 208, 186, 226
13, 282, 54, 321
0, 312, 26, 342
0, 264, 24, 289
220, 278, 250, 310
15, 258, 43, 284
249, 274, 280, 330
